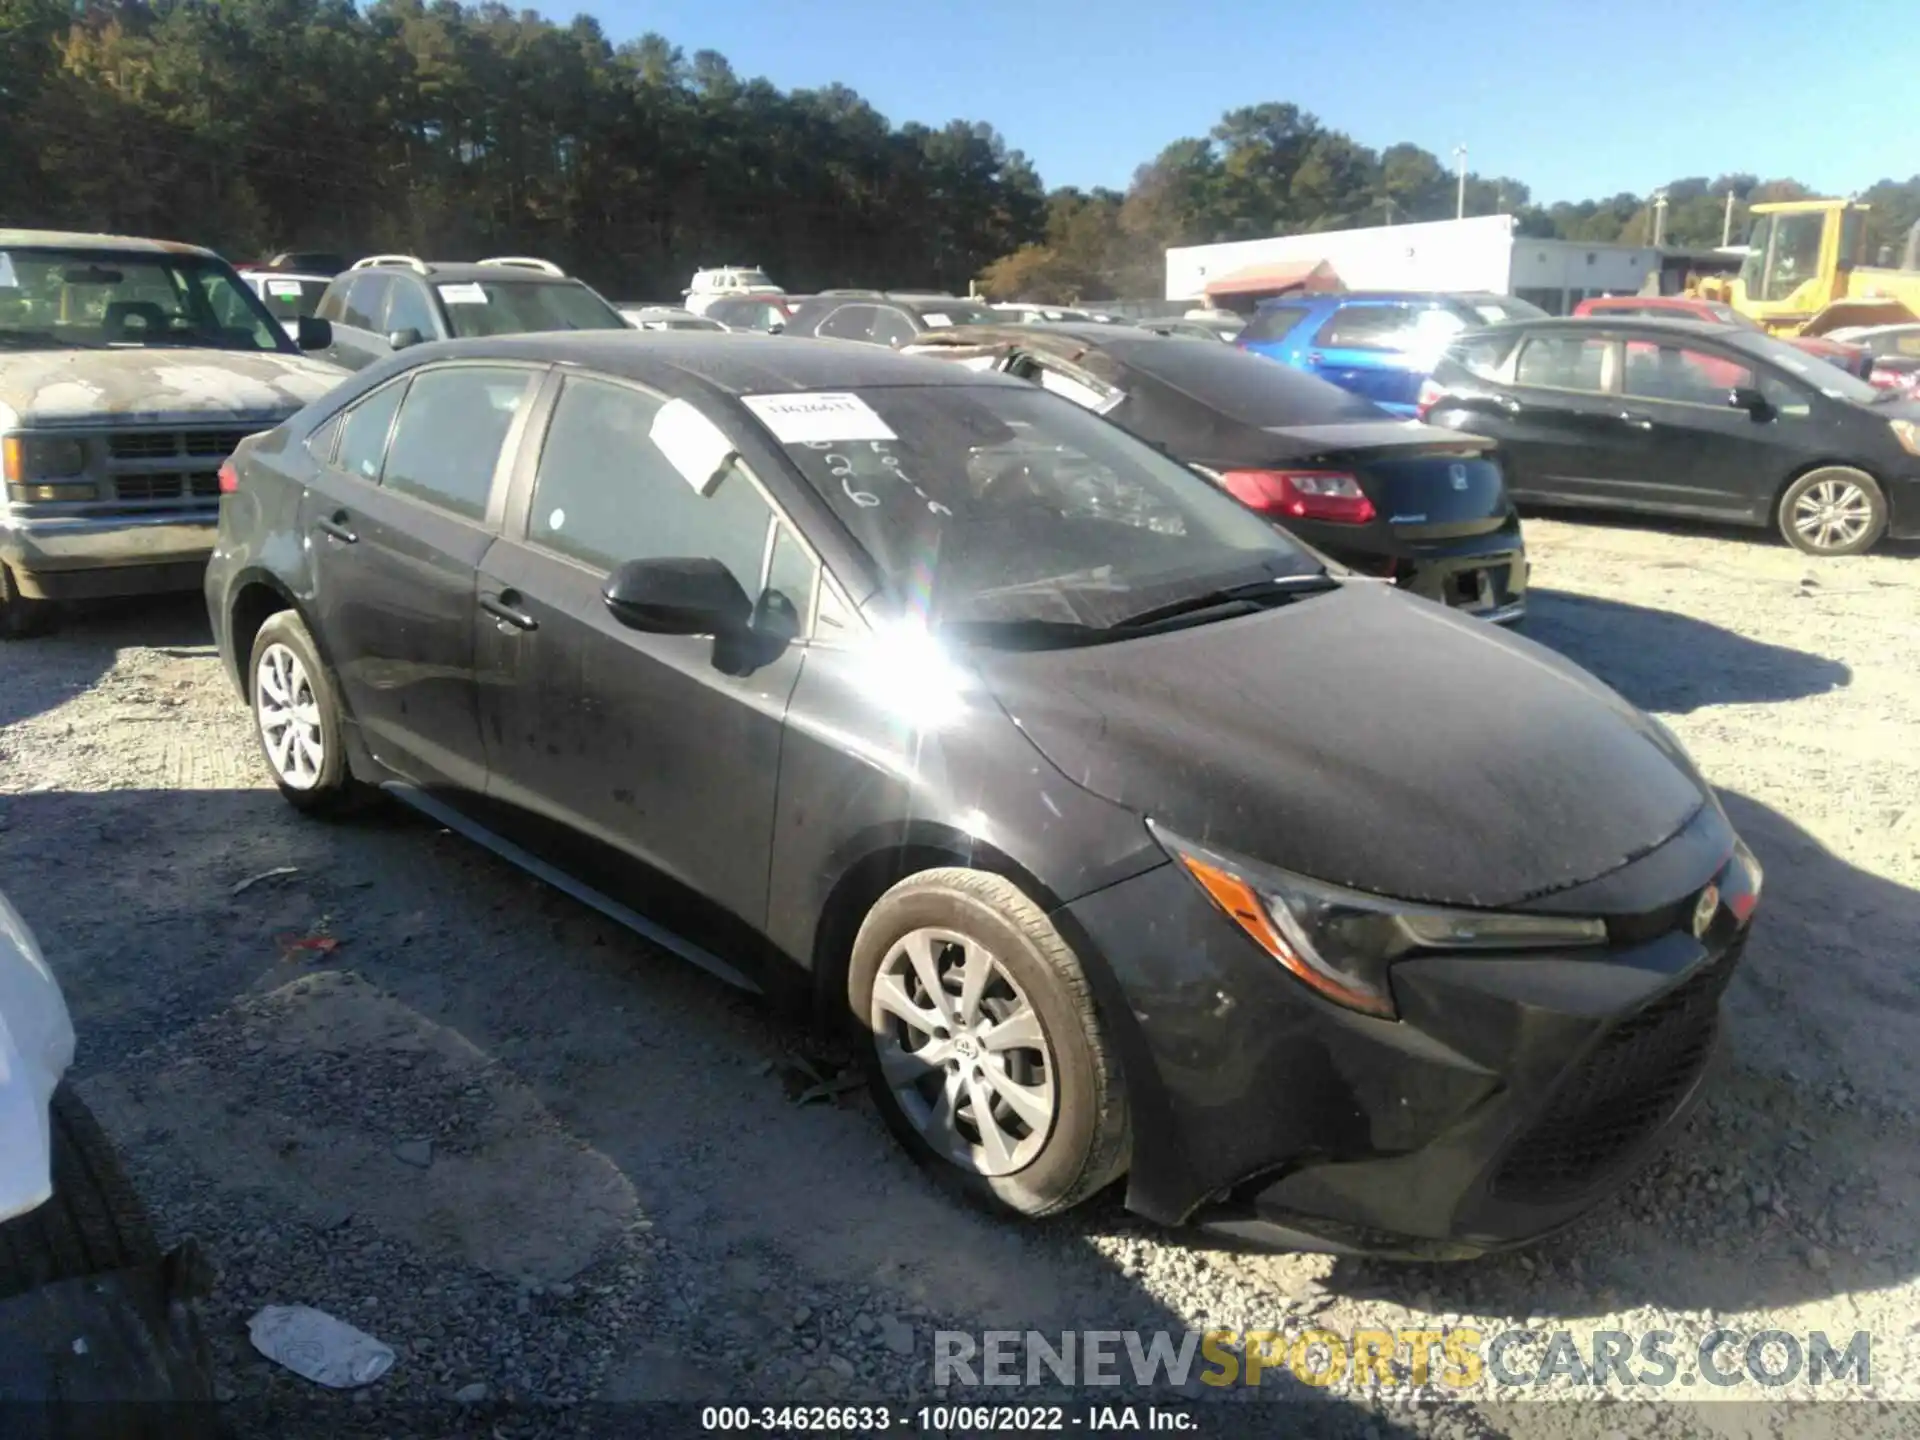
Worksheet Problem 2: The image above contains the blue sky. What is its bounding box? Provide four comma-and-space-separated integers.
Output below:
580, 0, 1912, 204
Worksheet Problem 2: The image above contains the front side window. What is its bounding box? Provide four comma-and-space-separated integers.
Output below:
528, 376, 776, 596
1762, 213, 1826, 302
869, 308, 917, 348
817, 305, 878, 342
333, 381, 407, 481
1623, 342, 1752, 406
742, 385, 1320, 635
0, 246, 291, 353
1316, 303, 1419, 350
384, 280, 437, 339
437, 280, 625, 338
341, 274, 392, 331
1515, 334, 1610, 393
382, 367, 536, 519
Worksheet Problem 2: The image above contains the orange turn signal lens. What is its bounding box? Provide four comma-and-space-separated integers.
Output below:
1173, 851, 1395, 1017
1, 436, 20, 485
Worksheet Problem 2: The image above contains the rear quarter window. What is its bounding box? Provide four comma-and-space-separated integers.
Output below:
1444, 332, 1519, 380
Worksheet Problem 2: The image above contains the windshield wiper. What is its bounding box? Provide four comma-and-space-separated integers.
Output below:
938, 617, 1104, 651
1106, 573, 1340, 632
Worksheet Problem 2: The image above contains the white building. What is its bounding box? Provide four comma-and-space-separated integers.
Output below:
1166, 215, 1658, 315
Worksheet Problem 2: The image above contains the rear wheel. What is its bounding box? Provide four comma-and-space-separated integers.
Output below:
248, 609, 363, 814
0, 563, 58, 639
1778, 466, 1886, 556
848, 868, 1128, 1217
0, 1086, 159, 1301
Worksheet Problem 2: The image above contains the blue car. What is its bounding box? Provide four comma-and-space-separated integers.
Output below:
1237, 291, 1546, 417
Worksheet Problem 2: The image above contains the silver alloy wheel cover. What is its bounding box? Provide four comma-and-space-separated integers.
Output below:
869, 926, 1057, 1176
255, 642, 325, 790
1792, 475, 1873, 551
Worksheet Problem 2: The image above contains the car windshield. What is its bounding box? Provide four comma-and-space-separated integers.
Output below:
1467, 296, 1548, 324
1122, 338, 1388, 425
0, 246, 292, 353
251, 276, 330, 321
748, 384, 1322, 634
439, 279, 627, 338
1749, 334, 1883, 402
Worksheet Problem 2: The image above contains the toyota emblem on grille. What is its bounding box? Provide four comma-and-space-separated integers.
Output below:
1449, 463, 1469, 490
1692, 884, 1720, 938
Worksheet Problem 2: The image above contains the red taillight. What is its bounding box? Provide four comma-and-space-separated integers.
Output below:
1220, 469, 1375, 525
1415, 377, 1445, 420
217, 460, 239, 494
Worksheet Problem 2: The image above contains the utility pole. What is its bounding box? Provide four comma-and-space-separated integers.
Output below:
1721, 189, 1736, 247
1383, 196, 1397, 226
1453, 146, 1468, 220
1652, 188, 1670, 247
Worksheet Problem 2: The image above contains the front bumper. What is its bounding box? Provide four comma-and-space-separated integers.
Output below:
1, 510, 216, 599
1061, 806, 1750, 1255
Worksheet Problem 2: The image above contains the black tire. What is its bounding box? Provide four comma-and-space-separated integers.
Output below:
1777, 466, 1887, 556
0, 1086, 160, 1302
0, 563, 59, 639
848, 867, 1129, 1217
247, 608, 365, 814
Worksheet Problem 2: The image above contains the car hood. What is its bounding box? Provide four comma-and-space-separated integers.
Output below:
0, 889, 74, 1226
0, 348, 347, 430
974, 582, 1708, 909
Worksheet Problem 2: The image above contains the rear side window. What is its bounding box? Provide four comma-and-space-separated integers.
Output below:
870, 308, 917, 348
1515, 334, 1610, 393
384, 279, 437, 339
817, 305, 878, 342
382, 367, 536, 520
1239, 304, 1310, 344
340, 274, 392, 331
1446, 332, 1519, 380
333, 381, 406, 481
528, 376, 775, 595
1315, 303, 1418, 350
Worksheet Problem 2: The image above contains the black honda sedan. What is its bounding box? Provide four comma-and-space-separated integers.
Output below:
206, 333, 1760, 1256
905, 325, 1526, 623
1420, 316, 1920, 556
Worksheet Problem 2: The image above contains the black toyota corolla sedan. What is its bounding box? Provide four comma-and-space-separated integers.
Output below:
206, 332, 1760, 1256
904, 324, 1527, 624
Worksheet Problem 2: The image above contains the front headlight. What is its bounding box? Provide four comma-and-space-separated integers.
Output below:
1153, 825, 1607, 1019
1890, 418, 1920, 456
1, 433, 88, 482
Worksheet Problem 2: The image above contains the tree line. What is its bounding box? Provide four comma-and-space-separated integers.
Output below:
4, 1, 1916, 304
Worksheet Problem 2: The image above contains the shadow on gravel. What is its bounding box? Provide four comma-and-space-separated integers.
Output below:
1318, 786, 1920, 1326
1523, 587, 1851, 713
0, 785, 1429, 1435
0, 591, 213, 730
1520, 502, 1920, 559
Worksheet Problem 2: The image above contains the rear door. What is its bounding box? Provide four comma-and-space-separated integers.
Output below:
1497, 330, 1654, 505
301, 362, 543, 790
473, 373, 814, 944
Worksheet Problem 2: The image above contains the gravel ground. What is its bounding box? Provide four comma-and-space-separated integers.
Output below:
2, 513, 1918, 1438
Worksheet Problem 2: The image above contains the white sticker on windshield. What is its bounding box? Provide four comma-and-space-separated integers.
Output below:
742, 392, 896, 444
437, 283, 489, 305
266, 279, 304, 298
650, 398, 738, 495
921, 313, 952, 327
0, 253, 16, 289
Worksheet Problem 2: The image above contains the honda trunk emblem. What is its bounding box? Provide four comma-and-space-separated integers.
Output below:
1448, 463, 1469, 490
1692, 884, 1720, 938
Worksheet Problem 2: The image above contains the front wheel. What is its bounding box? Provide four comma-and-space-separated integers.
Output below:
1778, 466, 1887, 556
848, 868, 1129, 1217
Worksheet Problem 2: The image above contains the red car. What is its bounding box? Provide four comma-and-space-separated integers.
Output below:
1573, 295, 1873, 380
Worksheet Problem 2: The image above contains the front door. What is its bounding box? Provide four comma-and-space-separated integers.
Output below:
1616, 338, 1789, 519
301, 362, 542, 790
474, 373, 815, 942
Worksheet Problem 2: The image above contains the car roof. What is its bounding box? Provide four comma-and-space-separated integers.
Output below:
1485, 315, 1772, 348
406, 331, 1030, 394
0, 228, 221, 259
247, 271, 333, 284
914, 322, 1187, 357
346, 262, 582, 285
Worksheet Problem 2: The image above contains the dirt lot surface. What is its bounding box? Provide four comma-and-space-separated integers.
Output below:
2, 515, 1918, 1437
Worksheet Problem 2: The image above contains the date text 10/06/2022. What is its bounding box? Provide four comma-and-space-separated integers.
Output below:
700, 1406, 1196, 1432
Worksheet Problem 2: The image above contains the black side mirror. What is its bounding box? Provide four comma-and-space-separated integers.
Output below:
602, 557, 752, 636
1729, 386, 1773, 420
295, 316, 333, 351
388, 327, 423, 351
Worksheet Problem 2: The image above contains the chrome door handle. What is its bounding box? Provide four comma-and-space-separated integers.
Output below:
480, 591, 538, 631
1617, 412, 1654, 430
316, 512, 358, 544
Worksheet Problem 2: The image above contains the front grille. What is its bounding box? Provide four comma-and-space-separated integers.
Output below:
110, 472, 221, 502
108, 428, 256, 462
1489, 943, 1740, 1203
